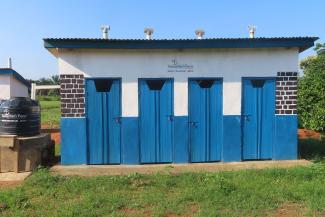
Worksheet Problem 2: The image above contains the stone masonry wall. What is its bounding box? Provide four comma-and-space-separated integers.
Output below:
60, 74, 85, 117
276, 72, 298, 115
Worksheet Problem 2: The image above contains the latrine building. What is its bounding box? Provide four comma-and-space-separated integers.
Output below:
44, 36, 317, 165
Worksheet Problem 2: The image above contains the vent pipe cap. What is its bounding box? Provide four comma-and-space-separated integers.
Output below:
101, 25, 110, 39
248, 25, 256, 38
195, 29, 205, 39
8, 57, 12, 69
144, 28, 154, 40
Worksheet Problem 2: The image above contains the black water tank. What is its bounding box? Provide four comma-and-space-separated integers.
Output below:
0, 97, 40, 136
0, 100, 6, 106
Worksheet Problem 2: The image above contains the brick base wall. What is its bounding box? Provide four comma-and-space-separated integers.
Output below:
60, 74, 85, 117
276, 72, 298, 114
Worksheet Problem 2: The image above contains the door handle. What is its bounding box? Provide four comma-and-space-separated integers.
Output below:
113, 117, 122, 124
242, 114, 251, 121
166, 115, 174, 122
187, 121, 199, 127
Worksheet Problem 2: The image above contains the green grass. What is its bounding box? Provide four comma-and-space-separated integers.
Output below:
37, 95, 60, 101
40, 100, 60, 128
1, 165, 325, 217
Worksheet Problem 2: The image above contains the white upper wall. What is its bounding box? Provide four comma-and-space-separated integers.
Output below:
0, 75, 29, 100
10, 76, 29, 98
0, 75, 11, 100
58, 48, 299, 116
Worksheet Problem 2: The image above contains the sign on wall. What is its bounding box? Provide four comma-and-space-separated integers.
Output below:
168, 59, 194, 73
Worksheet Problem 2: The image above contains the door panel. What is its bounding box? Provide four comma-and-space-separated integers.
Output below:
86, 79, 121, 164
139, 79, 173, 163
242, 78, 275, 160
189, 79, 222, 162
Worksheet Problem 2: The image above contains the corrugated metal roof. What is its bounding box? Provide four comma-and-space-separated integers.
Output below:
44, 36, 318, 41
0, 68, 31, 89
44, 37, 318, 53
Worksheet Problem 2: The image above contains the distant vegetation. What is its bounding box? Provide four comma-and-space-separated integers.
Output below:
28, 75, 60, 96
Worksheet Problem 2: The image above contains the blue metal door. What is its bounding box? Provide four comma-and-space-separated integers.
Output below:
189, 79, 223, 162
242, 78, 275, 160
86, 79, 121, 164
139, 79, 173, 163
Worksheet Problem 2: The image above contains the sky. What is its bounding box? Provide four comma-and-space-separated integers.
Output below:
0, 0, 324, 79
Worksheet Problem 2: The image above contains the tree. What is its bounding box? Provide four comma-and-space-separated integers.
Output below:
298, 43, 325, 133
51, 75, 60, 85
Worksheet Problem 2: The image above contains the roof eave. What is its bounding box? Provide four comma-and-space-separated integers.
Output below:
44, 37, 319, 54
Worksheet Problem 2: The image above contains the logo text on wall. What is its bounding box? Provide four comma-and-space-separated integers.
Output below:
168, 59, 194, 73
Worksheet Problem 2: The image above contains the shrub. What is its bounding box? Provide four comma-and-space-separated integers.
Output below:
298, 44, 325, 133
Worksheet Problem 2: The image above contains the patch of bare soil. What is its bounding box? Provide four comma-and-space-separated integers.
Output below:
120, 206, 152, 217
165, 204, 199, 217
272, 203, 307, 217
298, 129, 321, 139
50, 131, 61, 145
0, 181, 22, 190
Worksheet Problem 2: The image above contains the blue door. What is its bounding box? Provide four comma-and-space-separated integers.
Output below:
242, 78, 275, 160
86, 79, 121, 164
139, 79, 173, 163
189, 79, 223, 162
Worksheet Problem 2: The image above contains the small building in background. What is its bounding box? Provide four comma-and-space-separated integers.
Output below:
0, 68, 30, 100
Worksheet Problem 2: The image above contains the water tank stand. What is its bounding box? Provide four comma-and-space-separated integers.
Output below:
0, 134, 54, 173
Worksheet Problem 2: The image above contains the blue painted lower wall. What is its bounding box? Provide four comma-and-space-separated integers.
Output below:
61, 118, 87, 165
60, 115, 297, 165
173, 116, 189, 163
223, 115, 242, 162
121, 117, 139, 164
273, 115, 298, 160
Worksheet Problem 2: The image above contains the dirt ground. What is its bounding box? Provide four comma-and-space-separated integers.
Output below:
51, 160, 311, 176
298, 129, 321, 139
0, 181, 22, 189
49, 131, 60, 145
120, 204, 198, 217
272, 203, 307, 217
117, 203, 312, 217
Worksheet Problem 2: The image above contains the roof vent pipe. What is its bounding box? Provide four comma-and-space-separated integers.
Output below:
8, 57, 12, 69
195, 29, 205, 39
248, 25, 256, 38
144, 28, 154, 40
101, 25, 110, 39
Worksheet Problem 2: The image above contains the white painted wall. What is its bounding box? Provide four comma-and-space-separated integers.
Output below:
0, 75, 11, 99
0, 75, 29, 99
58, 48, 299, 116
10, 76, 29, 98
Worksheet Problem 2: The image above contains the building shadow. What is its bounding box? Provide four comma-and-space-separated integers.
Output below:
299, 137, 325, 162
